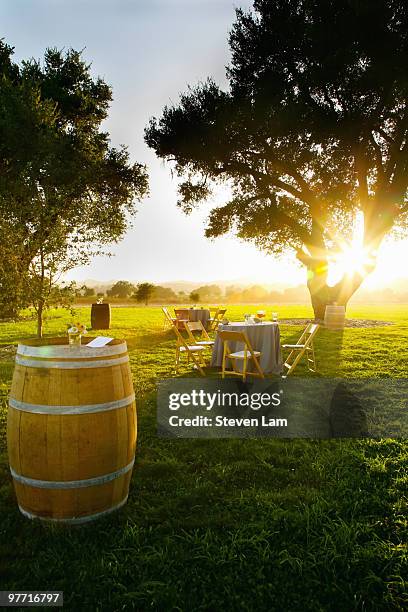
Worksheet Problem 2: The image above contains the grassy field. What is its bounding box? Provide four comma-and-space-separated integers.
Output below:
0, 305, 407, 611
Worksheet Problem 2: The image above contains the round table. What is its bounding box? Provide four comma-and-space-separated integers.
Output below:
188, 308, 210, 329
211, 321, 282, 375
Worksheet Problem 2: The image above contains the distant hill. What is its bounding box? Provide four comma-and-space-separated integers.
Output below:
77, 277, 408, 303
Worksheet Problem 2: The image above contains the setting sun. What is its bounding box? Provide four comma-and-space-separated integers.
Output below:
333, 244, 375, 277
328, 213, 377, 287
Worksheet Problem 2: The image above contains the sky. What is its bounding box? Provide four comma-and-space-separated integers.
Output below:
1, 0, 407, 289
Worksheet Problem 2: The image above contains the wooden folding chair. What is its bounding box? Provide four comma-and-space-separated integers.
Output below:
184, 321, 215, 349
173, 308, 190, 330
172, 324, 207, 376
162, 306, 176, 330
218, 329, 264, 382
208, 308, 227, 331
282, 323, 319, 377
208, 307, 219, 330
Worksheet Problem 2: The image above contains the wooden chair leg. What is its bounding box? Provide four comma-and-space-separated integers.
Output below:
190, 352, 205, 376
242, 350, 247, 382
283, 349, 303, 377
252, 354, 264, 378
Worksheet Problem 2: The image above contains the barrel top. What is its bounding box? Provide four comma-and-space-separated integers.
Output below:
16, 337, 128, 359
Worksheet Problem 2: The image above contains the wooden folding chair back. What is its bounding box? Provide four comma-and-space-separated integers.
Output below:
218, 329, 247, 343
184, 321, 213, 344
171, 324, 206, 376
217, 329, 264, 381
282, 322, 319, 377
209, 307, 227, 331
173, 308, 190, 330
162, 306, 175, 330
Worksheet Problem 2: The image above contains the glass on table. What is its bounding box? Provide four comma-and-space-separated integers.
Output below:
256, 310, 266, 319
272, 312, 279, 322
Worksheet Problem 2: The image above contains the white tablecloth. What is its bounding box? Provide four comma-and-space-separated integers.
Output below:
211, 321, 282, 375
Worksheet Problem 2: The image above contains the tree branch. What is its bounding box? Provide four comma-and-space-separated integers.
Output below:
355, 151, 369, 210
374, 127, 395, 145
216, 159, 317, 209
369, 132, 385, 181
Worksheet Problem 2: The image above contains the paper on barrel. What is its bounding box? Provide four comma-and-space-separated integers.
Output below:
85, 337, 114, 348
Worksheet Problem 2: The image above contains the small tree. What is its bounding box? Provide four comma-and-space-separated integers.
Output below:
193, 285, 222, 302
27, 251, 68, 338
241, 285, 269, 302
189, 291, 200, 303
81, 285, 96, 298
153, 285, 178, 301
134, 283, 156, 305
0, 42, 148, 334
107, 280, 136, 299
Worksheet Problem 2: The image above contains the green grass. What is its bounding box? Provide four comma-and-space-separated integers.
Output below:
0, 305, 407, 611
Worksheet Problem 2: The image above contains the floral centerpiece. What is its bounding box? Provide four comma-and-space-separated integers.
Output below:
67, 322, 88, 346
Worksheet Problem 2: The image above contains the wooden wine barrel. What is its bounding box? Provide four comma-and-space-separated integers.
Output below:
7, 337, 136, 524
324, 305, 346, 330
91, 303, 111, 329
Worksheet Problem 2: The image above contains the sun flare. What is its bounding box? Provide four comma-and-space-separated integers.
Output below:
333, 244, 374, 277
327, 213, 377, 286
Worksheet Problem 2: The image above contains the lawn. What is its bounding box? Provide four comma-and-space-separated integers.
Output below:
0, 305, 407, 611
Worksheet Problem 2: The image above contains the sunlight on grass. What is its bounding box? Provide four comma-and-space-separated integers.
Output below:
0, 304, 407, 609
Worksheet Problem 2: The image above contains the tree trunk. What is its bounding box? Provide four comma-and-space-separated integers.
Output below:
307, 269, 369, 321
299, 212, 380, 320
37, 300, 44, 338
307, 273, 330, 321
36, 247, 46, 338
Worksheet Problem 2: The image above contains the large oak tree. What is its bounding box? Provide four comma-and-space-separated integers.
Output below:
145, 0, 408, 318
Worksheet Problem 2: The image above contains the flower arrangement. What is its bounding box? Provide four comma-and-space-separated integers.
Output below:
67, 322, 88, 346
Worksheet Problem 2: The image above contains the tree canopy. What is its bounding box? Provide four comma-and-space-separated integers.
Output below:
0, 41, 148, 326
107, 281, 136, 299
134, 282, 156, 305
145, 0, 408, 317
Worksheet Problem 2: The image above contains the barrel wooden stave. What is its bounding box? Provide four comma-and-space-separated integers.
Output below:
13, 472, 132, 522
7, 338, 136, 523
8, 404, 136, 482
10, 361, 134, 415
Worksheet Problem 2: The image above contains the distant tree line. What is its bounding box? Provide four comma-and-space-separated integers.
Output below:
77, 280, 408, 305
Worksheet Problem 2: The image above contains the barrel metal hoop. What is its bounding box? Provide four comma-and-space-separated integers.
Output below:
17, 341, 127, 359
15, 355, 130, 369
18, 496, 128, 524
10, 458, 135, 489
9, 393, 135, 415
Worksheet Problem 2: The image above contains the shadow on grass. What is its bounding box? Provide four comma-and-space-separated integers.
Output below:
2, 430, 403, 610
280, 325, 345, 376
